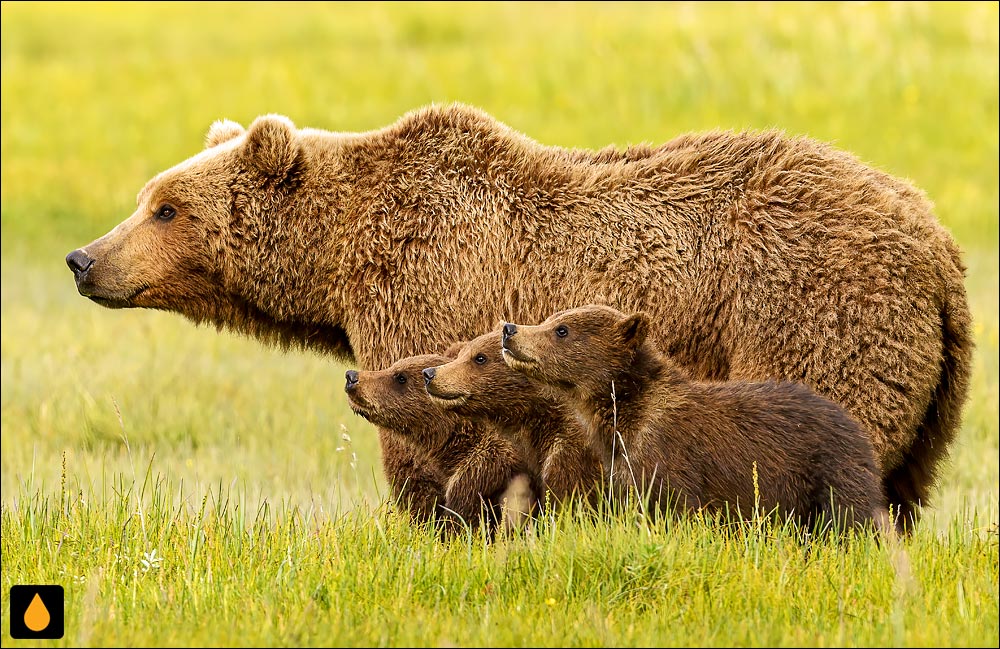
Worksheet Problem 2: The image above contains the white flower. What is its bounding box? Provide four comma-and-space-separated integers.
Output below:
140, 548, 163, 573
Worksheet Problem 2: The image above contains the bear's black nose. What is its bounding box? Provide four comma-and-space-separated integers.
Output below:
422, 367, 436, 385
502, 323, 518, 341
66, 249, 94, 276
345, 370, 359, 390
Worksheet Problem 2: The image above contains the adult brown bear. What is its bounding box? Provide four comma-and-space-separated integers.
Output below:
65, 104, 972, 530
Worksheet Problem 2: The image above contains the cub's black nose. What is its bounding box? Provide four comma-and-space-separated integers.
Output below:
66, 249, 94, 276
422, 367, 436, 385
502, 323, 518, 341
345, 370, 359, 390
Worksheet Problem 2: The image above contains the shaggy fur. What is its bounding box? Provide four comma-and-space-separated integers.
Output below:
344, 353, 541, 532
424, 328, 604, 506
66, 103, 972, 529
502, 305, 889, 533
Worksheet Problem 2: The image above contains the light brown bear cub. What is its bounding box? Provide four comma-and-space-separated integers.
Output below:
501, 305, 890, 534
422, 329, 604, 506
345, 353, 542, 534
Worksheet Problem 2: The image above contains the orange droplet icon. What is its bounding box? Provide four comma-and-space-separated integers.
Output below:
24, 592, 51, 632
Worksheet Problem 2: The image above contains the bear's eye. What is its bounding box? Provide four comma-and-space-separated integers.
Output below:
395, 373, 408, 385
474, 353, 487, 365
555, 325, 569, 338
154, 204, 177, 221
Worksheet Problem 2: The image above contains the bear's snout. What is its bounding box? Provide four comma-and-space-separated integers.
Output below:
422, 367, 436, 386
345, 369, 359, 391
66, 249, 95, 278
502, 323, 517, 342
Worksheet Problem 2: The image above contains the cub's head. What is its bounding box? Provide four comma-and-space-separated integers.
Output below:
344, 354, 457, 441
501, 305, 649, 396
423, 328, 540, 421
64, 115, 308, 332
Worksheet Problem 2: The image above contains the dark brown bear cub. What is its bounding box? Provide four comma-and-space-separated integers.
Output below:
345, 353, 542, 534
422, 329, 604, 507
501, 305, 890, 535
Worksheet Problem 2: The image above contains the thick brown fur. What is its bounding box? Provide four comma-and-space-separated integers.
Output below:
503, 305, 888, 533
68, 104, 972, 529
424, 328, 604, 506
344, 353, 542, 532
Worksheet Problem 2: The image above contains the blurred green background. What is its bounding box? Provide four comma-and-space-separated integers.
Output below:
1, 2, 997, 522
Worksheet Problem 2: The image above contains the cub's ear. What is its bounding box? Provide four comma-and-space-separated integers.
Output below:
619, 312, 649, 349
243, 114, 300, 178
205, 119, 245, 149
444, 340, 468, 358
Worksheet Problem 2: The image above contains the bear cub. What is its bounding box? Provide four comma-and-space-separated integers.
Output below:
501, 305, 890, 535
345, 353, 543, 535
423, 328, 604, 507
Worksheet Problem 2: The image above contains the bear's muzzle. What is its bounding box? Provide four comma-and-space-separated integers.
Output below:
65, 249, 94, 278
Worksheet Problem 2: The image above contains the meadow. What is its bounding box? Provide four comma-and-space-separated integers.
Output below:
1, 2, 997, 646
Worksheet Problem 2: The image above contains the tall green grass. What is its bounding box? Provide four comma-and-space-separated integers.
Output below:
2, 2, 997, 646
2, 460, 997, 647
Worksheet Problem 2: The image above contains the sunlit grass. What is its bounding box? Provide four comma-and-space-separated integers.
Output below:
1, 458, 997, 647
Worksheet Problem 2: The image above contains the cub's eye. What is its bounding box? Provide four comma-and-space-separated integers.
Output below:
395, 373, 408, 385
154, 204, 177, 221
555, 325, 569, 338
474, 353, 487, 365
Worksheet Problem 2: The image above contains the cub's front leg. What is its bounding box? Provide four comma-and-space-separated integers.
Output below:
444, 433, 542, 534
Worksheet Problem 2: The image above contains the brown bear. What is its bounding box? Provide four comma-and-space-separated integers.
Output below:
344, 353, 542, 533
422, 329, 604, 506
501, 305, 891, 534
65, 104, 971, 529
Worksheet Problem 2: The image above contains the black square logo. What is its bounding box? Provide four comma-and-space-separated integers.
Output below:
9, 585, 64, 639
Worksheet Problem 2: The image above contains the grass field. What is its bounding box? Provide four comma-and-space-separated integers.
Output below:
1, 2, 997, 646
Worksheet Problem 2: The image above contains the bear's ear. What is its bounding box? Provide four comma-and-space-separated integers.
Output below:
444, 340, 468, 358
243, 114, 300, 178
205, 119, 245, 149
619, 312, 649, 349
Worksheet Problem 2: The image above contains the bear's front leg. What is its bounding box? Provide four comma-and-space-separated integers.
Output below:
541, 438, 605, 509
444, 434, 542, 534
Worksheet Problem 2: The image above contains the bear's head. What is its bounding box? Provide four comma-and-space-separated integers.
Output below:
64, 114, 315, 343
501, 305, 649, 397
345, 353, 459, 446
424, 327, 542, 422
